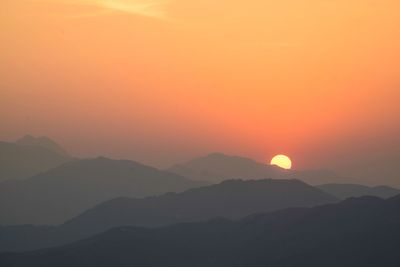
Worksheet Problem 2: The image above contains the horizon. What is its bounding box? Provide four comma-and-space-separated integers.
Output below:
2, 133, 399, 187
2, 1, 399, 186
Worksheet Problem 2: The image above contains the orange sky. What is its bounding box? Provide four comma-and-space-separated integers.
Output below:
1, 0, 400, 184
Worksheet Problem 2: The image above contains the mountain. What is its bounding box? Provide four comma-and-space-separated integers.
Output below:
2, 195, 399, 267
16, 135, 70, 157
168, 152, 353, 184
168, 152, 285, 183
317, 183, 400, 199
0, 140, 72, 182
0, 179, 337, 252
285, 169, 359, 185
63, 178, 337, 232
0, 157, 204, 225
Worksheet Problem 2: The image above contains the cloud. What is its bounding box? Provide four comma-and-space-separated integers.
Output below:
31, 0, 169, 19
97, 0, 169, 19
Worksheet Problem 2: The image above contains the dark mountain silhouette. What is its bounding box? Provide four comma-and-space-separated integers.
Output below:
0, 141, 72, 182
16, 135, 70, 157
2, 195, 399, 267
168, 152, 354, 184
317, 183, 400, 199
0, 157, 203, 226
0, 179, 337, 252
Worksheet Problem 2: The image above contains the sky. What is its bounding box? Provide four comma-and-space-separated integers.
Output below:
1, 0, 399, 185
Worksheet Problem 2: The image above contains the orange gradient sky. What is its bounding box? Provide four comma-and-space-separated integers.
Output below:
1, 0, 400, 184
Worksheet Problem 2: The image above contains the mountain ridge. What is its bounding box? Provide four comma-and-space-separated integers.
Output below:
317, 183, 400, 199
168, 152, 357, 185
1, 194, 399, 266
16, 135, 70, 157
0, 140, 72, 182
0, 157, 204, 225
0, 178, 337, 252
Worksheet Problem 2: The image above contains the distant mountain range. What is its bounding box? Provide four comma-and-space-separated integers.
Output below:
2, 195, 399, 267
0, 136, 73, 182
168, 152, 283, 182
168, 152, 356, 185
1, 135, 398, 266
0, 157, 204, 225
0, 179, 337, 252
317, 183, 400, 199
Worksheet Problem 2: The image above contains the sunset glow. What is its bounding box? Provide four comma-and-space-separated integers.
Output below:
1, 0, 400, 184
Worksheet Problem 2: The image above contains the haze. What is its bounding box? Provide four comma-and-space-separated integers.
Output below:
1, 0, 399, 185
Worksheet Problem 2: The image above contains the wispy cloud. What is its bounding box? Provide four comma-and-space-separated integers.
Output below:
98, 0, 169, 19
32, 0, 170, 19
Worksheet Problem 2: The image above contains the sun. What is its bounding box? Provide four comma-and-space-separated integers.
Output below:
270, 154, 292, 170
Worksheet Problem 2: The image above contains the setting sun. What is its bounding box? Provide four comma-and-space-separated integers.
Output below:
270, 155, 292, 170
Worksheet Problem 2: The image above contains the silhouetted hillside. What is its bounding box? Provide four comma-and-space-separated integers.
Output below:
16, 135, 70, 157
0, 179, 337, 252
168, 152, 354, 184
0, 157, 203, 225
62, 179, 336, 235
0, 141, 72, 182
286, 169, 359, 185
1, 195, 399, 267
317, 183, 400, 199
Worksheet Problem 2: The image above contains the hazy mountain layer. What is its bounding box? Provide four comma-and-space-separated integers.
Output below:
168, 152, 355, 184
0, 179, 337, 252
0, 157, 203, 225
0, 141, 72, 182
1, 195, 399, 266
16, 135, 70, 157
317, 183, 400, 199
168, 152, 284, 183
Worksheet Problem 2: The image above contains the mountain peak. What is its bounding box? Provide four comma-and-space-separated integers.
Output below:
0, 139, 72, 182
16, 134, 69, 157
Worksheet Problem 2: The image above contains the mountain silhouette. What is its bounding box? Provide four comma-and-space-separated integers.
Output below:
285, 169, 359, 184
1, 195, 399, 267
0, 140, 72, 182
16, 135, 70, 157
317, 183, 400, 199
0, 157, 203, 225
168, 152, 353, 184
168, 152, 284, 183
62, 179, 337, 233
0, 179, 337, 252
